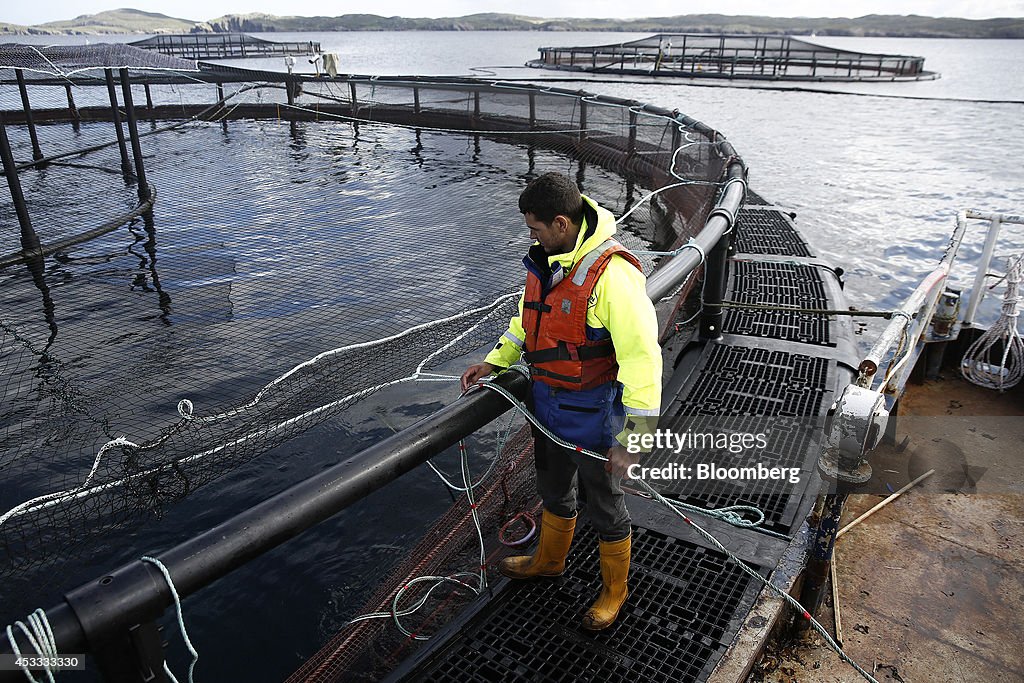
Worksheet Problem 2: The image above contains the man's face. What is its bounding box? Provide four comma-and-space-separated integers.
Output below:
525, 212, 570, 255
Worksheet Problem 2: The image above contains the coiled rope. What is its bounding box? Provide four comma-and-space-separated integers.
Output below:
962, 254, 1024, 390
5, 609, 59, 683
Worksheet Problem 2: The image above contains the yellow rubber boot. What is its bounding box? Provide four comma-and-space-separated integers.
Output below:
581, 535, 630, 631
499, 509, 576, 579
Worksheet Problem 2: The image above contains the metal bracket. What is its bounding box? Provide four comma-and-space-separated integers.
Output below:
819, 384, 888, 485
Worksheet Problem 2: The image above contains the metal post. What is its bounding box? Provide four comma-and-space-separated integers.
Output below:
0, 119, 42, 256
796, 492, 847, 631
144, 83, 154, 111
413, 87, 420, 115
349, 82, 358, 115
15, 69, 43, 161
64, 84, 80, 121
217, 82, 225, 104
528, 92, 536, 127
119, 68, 150, 201
627, 109, 638, 157
578, 98, 587, 143
699, 230, 731, 340
105, 69, 134, 177
962, 214, 1003, 327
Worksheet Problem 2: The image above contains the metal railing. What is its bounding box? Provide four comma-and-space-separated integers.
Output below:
858, 209, 1024, 397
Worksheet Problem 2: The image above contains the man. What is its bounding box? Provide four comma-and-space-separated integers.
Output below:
461, 172, 661, 631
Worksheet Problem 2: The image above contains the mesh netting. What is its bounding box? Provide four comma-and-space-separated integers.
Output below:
286, 424, 539, 682
0, 43, 199, 82
0, 70, 727, 648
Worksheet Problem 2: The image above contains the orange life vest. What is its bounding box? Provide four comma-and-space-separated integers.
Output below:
522, 239, 643, 391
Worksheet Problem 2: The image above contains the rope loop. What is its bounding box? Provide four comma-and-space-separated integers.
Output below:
498, 511, 537, 547
177, 399, 194, 419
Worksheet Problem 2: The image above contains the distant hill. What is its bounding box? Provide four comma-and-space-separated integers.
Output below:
35, 8, 205, 34
5, 8, 1024, 38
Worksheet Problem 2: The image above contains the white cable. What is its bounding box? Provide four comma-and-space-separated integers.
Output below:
140, 556, 199, 683
5, 608, 59, 683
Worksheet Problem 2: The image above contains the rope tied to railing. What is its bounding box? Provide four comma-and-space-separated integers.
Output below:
962, 253, 1024, 390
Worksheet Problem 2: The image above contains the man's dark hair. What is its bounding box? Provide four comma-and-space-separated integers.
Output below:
519, 172, 584, 225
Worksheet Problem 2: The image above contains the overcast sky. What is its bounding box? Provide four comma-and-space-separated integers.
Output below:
6, 1, 1024, 26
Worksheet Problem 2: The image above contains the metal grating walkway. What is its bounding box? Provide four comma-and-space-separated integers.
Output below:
725, 261, 833, 346
731, 208, 812, 257
672, 344, 831, 417
388, 507, 766, 683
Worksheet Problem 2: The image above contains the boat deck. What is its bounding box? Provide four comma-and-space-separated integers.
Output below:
384, 190, 859, 682
753, 374, 1024, 682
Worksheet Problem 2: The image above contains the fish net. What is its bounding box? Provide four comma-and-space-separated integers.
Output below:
0, 63, 729, 656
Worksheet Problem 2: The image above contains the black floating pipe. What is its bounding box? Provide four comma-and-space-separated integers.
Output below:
104, 69, 133, 178
14, 69, 44, 161
0, 371, 529, 678
119, 68, 150, 201
0, 119, 42, 258
699, 228, 730, 340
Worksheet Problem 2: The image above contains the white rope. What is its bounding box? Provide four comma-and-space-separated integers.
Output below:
962, 254, 1024, 390
0, 438, 133, 528
5, 609, 59, 683
140, 556, 199, 683
345, 387, 498, 640
0, 292, 520, 527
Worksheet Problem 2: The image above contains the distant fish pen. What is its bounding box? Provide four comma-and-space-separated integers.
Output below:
129, 33, 321, 59
529, 33, 938, 82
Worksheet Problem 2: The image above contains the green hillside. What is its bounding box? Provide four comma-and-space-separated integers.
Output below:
36, 8, 203, 34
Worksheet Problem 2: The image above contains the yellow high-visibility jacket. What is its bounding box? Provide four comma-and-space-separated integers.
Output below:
485, 195, 661, 450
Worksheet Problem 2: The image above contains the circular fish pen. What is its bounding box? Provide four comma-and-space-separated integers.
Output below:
1, 53, 744, 679
529, 33, 938, 81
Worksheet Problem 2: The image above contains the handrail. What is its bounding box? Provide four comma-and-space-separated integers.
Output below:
858, 211, 968, 388
647, 139, 744, 302
857, 208, 1024, 394
0, 370, 528, 678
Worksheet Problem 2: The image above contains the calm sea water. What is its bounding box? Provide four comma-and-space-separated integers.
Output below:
2, 30, 1023, 681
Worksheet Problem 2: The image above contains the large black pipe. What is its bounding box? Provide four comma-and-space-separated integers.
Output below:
0, 120, 42, 257
104, 69, 133, 177
0, 371, 529, 676
14, 69, 43, 161
699, 229, 731, 340
119, 69, 150, 201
